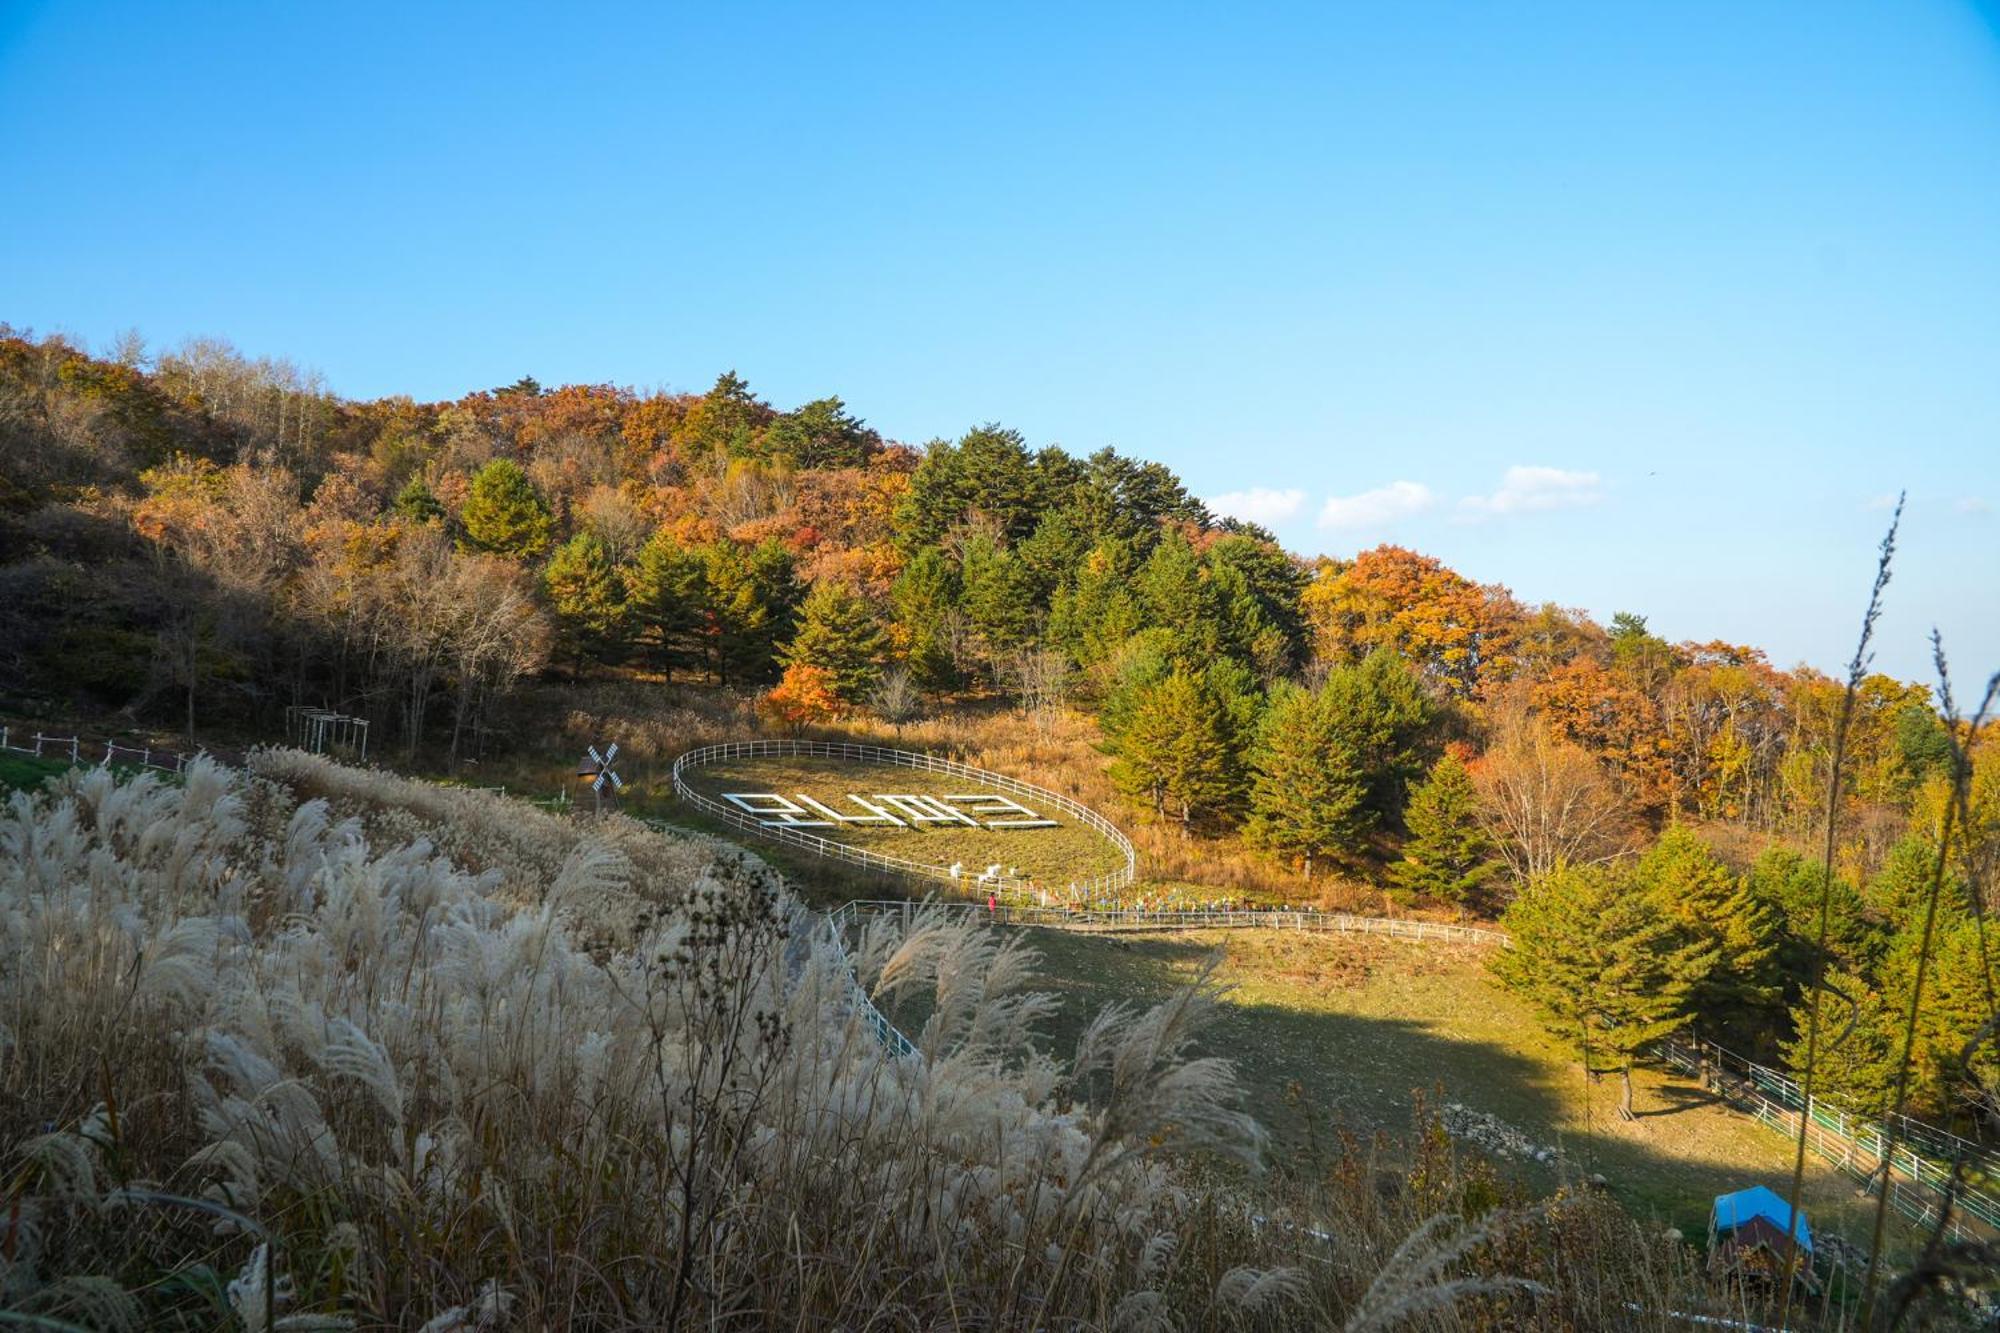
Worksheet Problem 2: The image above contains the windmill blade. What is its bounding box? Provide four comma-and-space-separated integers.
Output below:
593, 773, 608, 793
604, 742, 618, 763
587, 745, 604, 765
607, 770, 623, 790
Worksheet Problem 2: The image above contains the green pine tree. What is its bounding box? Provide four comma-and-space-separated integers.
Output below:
624, 529, 708, 680
1048, 540, 1145, 669
1782, 968, 1896, 1120
1635, 826, 1783, 1046
781, 580, 889, 703
700, 538, 800, 685
960, 534, 1037, 669
1390, 752, 1499, 913
1866, 832, 1972, 927
394, 475, 446, 525
1107, 666, 1251, 829
1318, 649, 1436, 821
1244, 683, 1371, 880
1496, 863, 1718, 1119
1747, 847, 1882, 989
890, 547, 964, 694
459, 459, 555, 558
542, 532, 629, 669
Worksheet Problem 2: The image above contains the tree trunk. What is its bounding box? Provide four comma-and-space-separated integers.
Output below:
1619, 1062, 1637, 1121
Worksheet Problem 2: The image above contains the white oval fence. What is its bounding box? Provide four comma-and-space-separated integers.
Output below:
671, 739, 1138, 900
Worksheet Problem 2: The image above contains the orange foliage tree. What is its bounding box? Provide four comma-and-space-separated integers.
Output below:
760, 662, 842, 735
1301, 545, 1520, 698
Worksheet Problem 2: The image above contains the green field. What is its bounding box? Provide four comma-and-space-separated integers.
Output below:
966, 924, 1903, 1251
678, 753, 1128, 888
0, 751, 75, 792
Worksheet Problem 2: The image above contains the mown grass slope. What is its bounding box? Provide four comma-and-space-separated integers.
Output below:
1002, 924, 1900, 1252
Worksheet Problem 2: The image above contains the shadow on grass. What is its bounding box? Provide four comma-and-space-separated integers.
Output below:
1631, 1082, 1728, 1120
1006, 925, 1904, 1253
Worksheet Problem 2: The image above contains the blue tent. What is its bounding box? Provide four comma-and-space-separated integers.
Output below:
1711, 1185, 1812, 1255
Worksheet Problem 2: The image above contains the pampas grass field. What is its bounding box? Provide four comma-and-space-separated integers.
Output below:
1, 752, 1820, 1329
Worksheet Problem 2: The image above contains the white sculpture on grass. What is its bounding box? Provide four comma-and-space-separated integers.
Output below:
722, 790, 1060, 831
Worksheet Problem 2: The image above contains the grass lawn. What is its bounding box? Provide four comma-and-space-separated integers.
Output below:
677, 753, 1128, 887
984, 924, 1910, 1253
0, 751, 76, 793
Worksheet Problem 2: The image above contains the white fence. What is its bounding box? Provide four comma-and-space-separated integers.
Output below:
0, 727, 192, 775
1657, 1037, 2000, 1240
837, 898, 1505, 947
671, 739, 1138, 901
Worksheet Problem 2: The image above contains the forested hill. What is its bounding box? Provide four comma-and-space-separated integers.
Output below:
8, 323, 1997, 1122
0, 326, 1962, 856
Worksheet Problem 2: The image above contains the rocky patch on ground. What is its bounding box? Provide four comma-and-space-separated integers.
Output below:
1442, 1102, 1564, 1165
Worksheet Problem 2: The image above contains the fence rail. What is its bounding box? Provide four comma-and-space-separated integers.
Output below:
1657, 1037, 2000, 1240
824, 901, 920, 1061
0, 727, 193, 775
671, 740, 1138, 901
837, 898, 1506, 946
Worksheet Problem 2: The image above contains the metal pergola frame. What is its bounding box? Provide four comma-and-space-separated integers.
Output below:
285, 706, 370, 760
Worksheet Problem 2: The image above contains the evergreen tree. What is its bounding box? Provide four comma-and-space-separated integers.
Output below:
542, 532, 629, 669
1866, 832, 1972, 927
1747, 847, 1881, 989
1134, 529, 1229, 666
459, 459, 555, 558
674, 371, 769, 460
1496, 863, 1717, 1119
1635, 827, 1783, 1045
700, 538, 800, 685
1245, 683, 1371, 880
1107, 665, 1252, 828
1390, 752, 1499, 912
960, 534, 1037, 667
1873, 914, 1999, 1119
892, 424, 1043, 551
1318, 649, 1437, 821
394, 475, 446, 525
1782, 968, 1896, 1119
624, 530, 708, 680
890, 547, 963, 693
1205, 533, 1311, 678
761, 396, 877, 469
1048, 541, 1144, 669
781, 580, 889, 703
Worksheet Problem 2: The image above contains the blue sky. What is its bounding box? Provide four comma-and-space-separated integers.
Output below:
2, 2, 1996, 685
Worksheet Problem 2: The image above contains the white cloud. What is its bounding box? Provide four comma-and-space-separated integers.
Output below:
1458, 465, 1604, 518
1865, 492, 1901, 512
1207, 486, 1306, 526
1956, 496, 1992, 516
1318, 480, 1438, 531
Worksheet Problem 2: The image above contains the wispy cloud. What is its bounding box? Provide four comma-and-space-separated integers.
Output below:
1957, 496, 1991, 516
1864, 492, 1900, 512
1458, 465, 1603, 519
1207, 486, 1306, 526
1318, 480, 1438, 531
